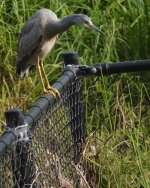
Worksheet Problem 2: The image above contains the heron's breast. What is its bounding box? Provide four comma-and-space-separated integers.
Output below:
40, 37, 56, 58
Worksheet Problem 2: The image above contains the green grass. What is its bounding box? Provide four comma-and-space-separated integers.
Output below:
0, 0, 150, 187
84, 74, 150, 187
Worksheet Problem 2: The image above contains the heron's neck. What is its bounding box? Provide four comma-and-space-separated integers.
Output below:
59, 15, 78, 32
45, 15, 78, 38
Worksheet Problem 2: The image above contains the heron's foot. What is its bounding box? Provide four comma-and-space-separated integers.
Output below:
44, 87, 61, 98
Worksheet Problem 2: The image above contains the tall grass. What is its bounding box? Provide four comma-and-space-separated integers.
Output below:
0, 0, 150, 187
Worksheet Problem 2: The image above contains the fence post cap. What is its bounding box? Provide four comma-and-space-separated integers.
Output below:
62, 51, 79, 66
4, 108, 25, 128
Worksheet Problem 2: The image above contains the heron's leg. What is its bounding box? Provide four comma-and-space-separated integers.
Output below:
37, 58, 54, 95
37, 57, 47, 93
37, 59, 56, 96
39, 60, 60, 98
39, 60, 51, 88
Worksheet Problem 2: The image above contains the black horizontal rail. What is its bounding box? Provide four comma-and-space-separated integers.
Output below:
77, 59, 150, 76
0, 68, 75, 157
0, 131, 17, 157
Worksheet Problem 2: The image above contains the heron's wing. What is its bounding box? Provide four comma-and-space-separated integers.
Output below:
17, 17, 43, 64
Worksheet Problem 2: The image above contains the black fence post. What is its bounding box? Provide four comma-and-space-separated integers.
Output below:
5, 108, 36, 188
62, 52, 86, 163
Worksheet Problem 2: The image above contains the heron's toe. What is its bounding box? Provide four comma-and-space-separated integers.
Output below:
44, 87, 61, 98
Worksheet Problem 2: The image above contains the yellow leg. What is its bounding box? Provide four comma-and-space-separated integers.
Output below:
39, 60, 51, 88
38, 59, 61, 98
37, 58, 47, 93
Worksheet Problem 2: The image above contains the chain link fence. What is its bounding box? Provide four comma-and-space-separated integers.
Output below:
1, 78, 86, 188
0, 52, 150, 188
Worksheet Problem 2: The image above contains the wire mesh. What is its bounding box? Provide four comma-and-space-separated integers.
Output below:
0, 77, 87, 188
29, 77, 86, 187
0, 150, 15, 187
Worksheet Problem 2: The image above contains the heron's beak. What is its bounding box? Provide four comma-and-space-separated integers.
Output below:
89, 23, 104, 35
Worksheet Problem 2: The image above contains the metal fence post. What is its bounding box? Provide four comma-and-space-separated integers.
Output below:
5, 108, 36, 188
62, 52, 86, 163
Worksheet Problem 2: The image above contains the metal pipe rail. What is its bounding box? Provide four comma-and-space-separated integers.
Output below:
76, 59, 150, 76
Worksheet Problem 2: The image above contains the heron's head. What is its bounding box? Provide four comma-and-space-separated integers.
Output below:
75, 14, 104, 34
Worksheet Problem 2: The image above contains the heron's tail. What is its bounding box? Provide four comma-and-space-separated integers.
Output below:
16, 68, 28, 78
16, 61, 29, 78
16, 61, 35, 78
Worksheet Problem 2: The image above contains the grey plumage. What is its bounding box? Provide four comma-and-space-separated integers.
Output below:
16, 9, 58, 77
16, 8, 102, 78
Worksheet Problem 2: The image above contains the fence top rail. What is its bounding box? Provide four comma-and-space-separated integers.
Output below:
75, 59, 150, 76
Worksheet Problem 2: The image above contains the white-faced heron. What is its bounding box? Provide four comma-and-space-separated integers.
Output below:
16, 8, 103, 98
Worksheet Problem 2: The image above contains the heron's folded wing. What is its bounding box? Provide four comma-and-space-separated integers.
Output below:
17, 17, 43, 64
